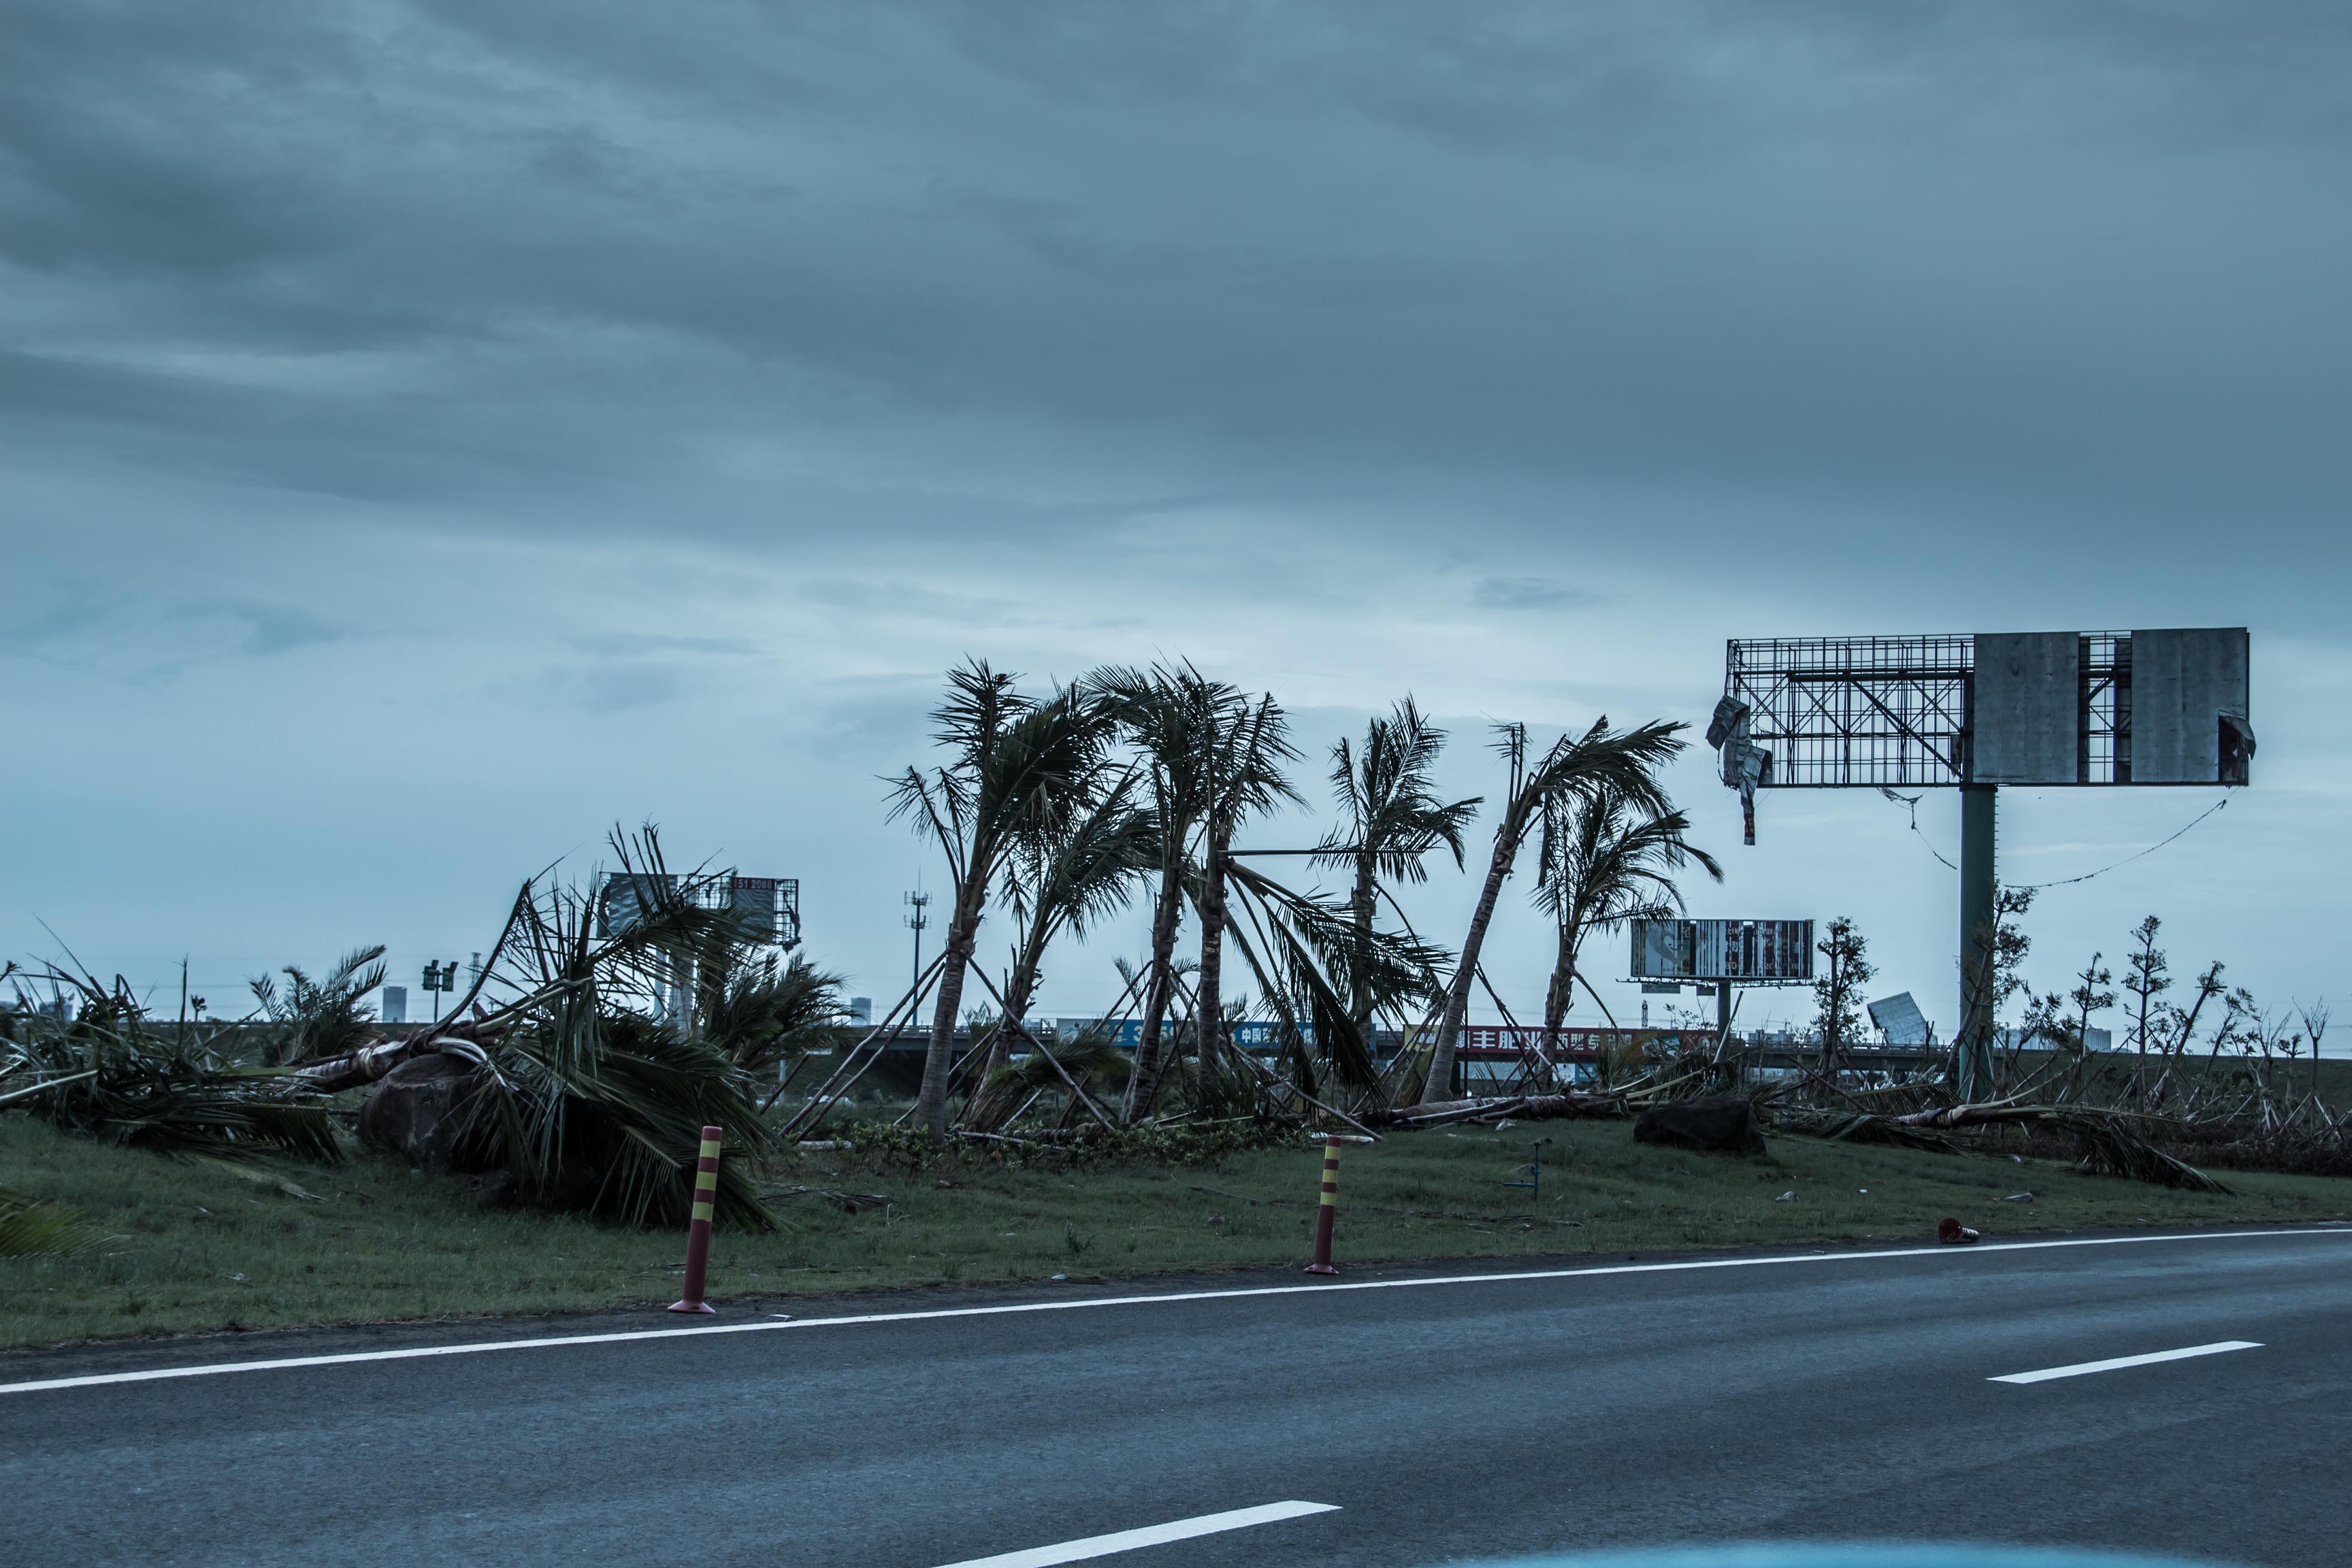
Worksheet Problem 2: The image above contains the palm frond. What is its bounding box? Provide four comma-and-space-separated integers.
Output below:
0, 1187, 110, 1258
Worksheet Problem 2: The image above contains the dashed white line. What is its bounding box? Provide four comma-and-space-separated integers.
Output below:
928, 1501, 1338, 1568
1991, 1340, 2263, 1384
3, 1227, 2342, 1397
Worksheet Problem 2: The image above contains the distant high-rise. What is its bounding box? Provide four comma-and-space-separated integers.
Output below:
849, 996, 872, 1026
380, 984, 408, 1024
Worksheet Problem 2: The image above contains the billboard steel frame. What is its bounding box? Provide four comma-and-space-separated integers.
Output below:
1722, 632, 2136, 789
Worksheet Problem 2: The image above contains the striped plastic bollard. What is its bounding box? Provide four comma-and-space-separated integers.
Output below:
668, 1125, 723, 1315
1305, 1134, 1341, 1275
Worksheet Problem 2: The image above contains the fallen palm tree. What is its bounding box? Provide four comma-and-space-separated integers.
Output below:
1, 966, 342, 1165
340, 830, 781, 1229
5, 830, 787, 1230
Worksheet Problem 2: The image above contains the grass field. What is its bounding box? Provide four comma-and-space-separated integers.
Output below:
5, 1112, 2350, 1349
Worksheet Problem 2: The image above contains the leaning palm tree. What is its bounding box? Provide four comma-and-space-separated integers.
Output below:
1220, 856, 1451, 1108
1533, 786, 1720, 1060
888, 661, 1112, 1134
1313, 698, 1480, 1050
1189, 689, 1302, 1107
980, 764, 1158, 1086
1419, 717, 1686, 1104
1093, 663, 1224, 1123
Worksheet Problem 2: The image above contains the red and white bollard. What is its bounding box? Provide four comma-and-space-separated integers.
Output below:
668, 1125, 723, 1314
1305, 1134, 1341, 1275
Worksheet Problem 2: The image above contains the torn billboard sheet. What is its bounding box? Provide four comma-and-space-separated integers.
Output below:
1867, 991, 1933, 1047
1706, 696, 1771, 845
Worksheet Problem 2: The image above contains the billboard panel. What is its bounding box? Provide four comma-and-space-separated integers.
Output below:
2131, 627, 2252, 785
1631, 919, 1814, 982
1632, 919, 1694, 979
597, 872, 680, 938
728, 876, 802, 947
1972, 631, 2080, 783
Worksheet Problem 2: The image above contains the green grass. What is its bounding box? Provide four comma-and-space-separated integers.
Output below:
5, 1112, 2349, 1349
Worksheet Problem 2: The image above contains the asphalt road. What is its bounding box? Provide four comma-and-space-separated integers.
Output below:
5, 1228, 2350, 1567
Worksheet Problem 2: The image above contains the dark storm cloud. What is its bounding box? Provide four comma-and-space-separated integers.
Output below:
3, 1, 2349, 568
203, 601, 346, 657
568, 633, 763, 659
1473, 577, 1603, 612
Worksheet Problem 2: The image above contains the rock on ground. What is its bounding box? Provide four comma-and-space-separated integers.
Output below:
356, 1051, 495, 1171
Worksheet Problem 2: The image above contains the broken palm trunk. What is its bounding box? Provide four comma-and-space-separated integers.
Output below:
1776, 1100, 2230, 1193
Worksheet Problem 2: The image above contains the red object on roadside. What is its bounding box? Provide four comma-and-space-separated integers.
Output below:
1306, 1135, 1341, 1275
669, 1125, 723, 1314
1937, 1216, 1980, 1245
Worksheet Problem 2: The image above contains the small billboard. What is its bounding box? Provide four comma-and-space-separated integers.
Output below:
596, 872, 800, 947
1630, 919, 1814, 983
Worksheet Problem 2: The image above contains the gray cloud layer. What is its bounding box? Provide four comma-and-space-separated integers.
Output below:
10, 4, 2349, 555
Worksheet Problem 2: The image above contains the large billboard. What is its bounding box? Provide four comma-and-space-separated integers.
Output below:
1630, 919, 1814, 983
1718, 629, 2251, 789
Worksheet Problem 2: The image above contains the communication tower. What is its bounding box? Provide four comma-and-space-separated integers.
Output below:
904, 889, 932, 992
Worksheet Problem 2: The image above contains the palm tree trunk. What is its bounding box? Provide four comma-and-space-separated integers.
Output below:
1541, 920, 1575, 1054
1195, 834, 1231, 1097
1422, 814, 1522, 1105
1122, 870, 1186, 1123
990, 958, 1040, 1086
966, 954, 1040, 1130
915, 885, 983, 1135
1349, 852, 1377, 1045
992, 987, 1030, 1085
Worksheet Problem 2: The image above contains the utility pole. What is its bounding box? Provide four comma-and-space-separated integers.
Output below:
1957, 783, 1999, 1100
904, 889, 931, 992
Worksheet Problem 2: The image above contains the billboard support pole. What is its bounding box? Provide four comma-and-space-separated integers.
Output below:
1957, 784, 1997, 1100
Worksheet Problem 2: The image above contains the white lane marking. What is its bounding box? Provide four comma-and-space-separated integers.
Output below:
928, 1501, 1338, 1568
3, 1226, 2342, 1397
1990, 1339, 2263, 1384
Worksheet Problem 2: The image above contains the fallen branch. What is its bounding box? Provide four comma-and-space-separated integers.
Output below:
1369, 1091, 1629, 1128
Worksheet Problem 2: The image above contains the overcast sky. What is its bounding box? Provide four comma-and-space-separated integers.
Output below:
6, 2, 2349, 1040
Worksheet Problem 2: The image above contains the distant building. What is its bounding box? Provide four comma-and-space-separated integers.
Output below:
380, 985, 407, 1024
848, 996, 872, 1026
1995, 1024, 2112, 1053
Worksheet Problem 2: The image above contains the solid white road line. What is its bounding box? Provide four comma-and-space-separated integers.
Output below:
3, 1226, 2343, 1398
1990, 1339, 2263, 1384
928, 1501, 1339, 1568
